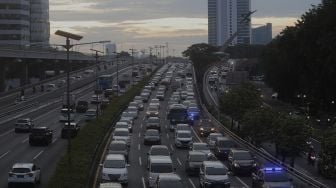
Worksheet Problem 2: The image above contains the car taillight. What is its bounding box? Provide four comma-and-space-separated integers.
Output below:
28, 173, 34, 177
8, 172, 14, 177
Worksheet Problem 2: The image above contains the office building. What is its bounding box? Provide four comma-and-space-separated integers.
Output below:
208, 0, 251, 46
106, 43, 117, 56
0, 0, 50, 46
252, 23, 272, 45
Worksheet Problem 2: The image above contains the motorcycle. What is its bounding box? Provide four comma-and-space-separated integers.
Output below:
307, 152, 317, 165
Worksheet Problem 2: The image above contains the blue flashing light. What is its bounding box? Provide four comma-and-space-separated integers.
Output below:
263, 167, 283, 172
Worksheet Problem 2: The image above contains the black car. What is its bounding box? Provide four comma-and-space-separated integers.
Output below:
185, 151, 207, 176
29, 127, 53, 146
197, 119, 216, 137
214, 137, 237, 160
76, 100, 88, 113
61, 122, 80, 139
252, 167, 293, 188
144, 129, 161, 145
228, 149, 258, 175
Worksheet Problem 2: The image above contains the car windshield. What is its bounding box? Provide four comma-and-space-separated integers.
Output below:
150, 148, 169, 156
190, 154, 207, 162
104, 159, 125, 168
109, 143, 126, 151
12, 168, 31, 173
114, 131, 128, 136
115, 124, 128, 128
193, 144, 209, 151
148, 118, 159, 123
177, 126, 189, 131
151, 163, 173, 173
159, 180, 183, 188
31, 128, 46, 133
178, 132, 191, 138
146, 130, 159, 136
189, 107, 198, 111
234, 151, 252, 160
206, 167, 227, 175
264, 172, 290, 182
218, 140, 236, 148
128, 107, 137, 112
148, 106, 157, 111
122, 113, 133, 118
17, 119, 28, 123
210, 134, 222, 141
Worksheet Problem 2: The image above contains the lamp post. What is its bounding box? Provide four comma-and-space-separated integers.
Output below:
55, 30, 83, 165
90, 49, 104, 118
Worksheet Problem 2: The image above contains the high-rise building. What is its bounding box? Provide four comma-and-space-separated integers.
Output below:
252, 23, 272, 45
0, 0, 49, 47
208, 0, 251, 47
106, 43, 117, 56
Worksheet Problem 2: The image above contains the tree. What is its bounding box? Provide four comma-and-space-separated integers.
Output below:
274, 115, 312, 168
241, 107, 277, 146
318, 128, 336, 178
219, 82, 262, 130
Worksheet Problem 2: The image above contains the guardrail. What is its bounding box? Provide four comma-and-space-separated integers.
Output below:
194, 65, 329, 188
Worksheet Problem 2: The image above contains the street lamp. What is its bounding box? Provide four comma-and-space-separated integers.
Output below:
55, 30, 83, 165
90, 49, 104, 119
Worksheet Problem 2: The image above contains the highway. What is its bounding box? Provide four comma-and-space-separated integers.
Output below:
0, 62, 141, 187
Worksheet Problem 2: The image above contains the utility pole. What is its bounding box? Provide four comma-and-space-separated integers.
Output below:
149, 47, 153, 69
129, 48, 136, 66
154, 45, 159, 64
90, 48, 104, 119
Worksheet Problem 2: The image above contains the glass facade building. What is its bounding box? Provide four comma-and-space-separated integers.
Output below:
251, 23, 272, 45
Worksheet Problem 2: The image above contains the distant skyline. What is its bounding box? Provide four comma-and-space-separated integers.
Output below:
50, 0, 321, 56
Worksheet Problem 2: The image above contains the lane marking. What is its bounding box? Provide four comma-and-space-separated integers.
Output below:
0, 151, 10, 159
141, 123, 143, 129
191, 127, 203, 143
142, 176, 146, 188
0, 129, 14, 137
188, 178, 197, 188
33, 107, 59, 121
177, 157, 182, 166
33, 150, 44, 160
52, 138, 58, 144
143, 117, 146, 121
139, 157, 142, 166
138, 144, 141, 151
170, 144, 174, 151
138, 132, 141, 138
21, 137, 29, 143
236, 176, 250, 188
166, 133, 169, 139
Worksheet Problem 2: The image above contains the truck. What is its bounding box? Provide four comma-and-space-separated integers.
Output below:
62, 92, 76, 110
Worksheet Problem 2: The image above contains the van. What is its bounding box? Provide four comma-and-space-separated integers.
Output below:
147, 156, 175, 188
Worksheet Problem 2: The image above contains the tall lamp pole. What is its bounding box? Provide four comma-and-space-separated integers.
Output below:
90, 48, 104, 118
55, 30, 83, 165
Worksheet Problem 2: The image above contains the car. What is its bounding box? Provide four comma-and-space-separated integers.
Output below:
146, 105, 159, 118
176, 124, 190, 132
141, 92, 150, 103
144, 129, 161, 145
133, 99, 144, 111
112, 128, 131, 146
86, 108, 98, 121
120, 111, 135, 123
146, 117, 161, 131
99, 182, 122, 188
129, 101, 140, 111
185, 151, 208, 176
104, 89, 114, 98
252, 166, 293, 188
118, 119, 133, 133
29, 127, 53, 146
59, 108, 75, 122
148, 145, 171, 157
46, 83, 56, 92
175, 130, 193, 148
76, 100, 89, 113
147, 155, 175, 188
101, 154, 129, 185
56, 79, 66, 87
187, 106, 200, 120
155, 174, 183, 188
91, 94, 102, 104
191, 142, 212, 157
228, 149, 258, 175
115, 121, 129, 131
14, 118, 34, 132
156, 91, 165, 101
108, 140, 129, 161
207, 133, 224, 149
149, 99, 160, 109
198, 119, 216, 137
199, 161, 230, 188
61, 122, 80, 138
214, 137, 237, 160
8, 163, 41, 187
126, 106, 138, 119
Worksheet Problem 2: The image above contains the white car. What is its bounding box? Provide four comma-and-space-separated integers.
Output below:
101, 154, 129, 185
207, 133, 224, 149
191, 142, 213, 157
174, 130, 193, 148
8, 163, 41, 187
147, 155, 175, 188
113, 128, 131, 145
199, 161, 230, 187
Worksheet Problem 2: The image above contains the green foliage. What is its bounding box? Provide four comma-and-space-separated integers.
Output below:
219, 82, 262, 121
47, 71, 155, 188
318, 128, 336, 178
261, 0, 336, 111
241, 107, 277, 146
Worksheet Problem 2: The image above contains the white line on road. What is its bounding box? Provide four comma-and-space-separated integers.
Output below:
139, 157, 142, 166
166, 133, 169, 139
141, 123, 143, 128
0, 129, 13, 137
33, 150, 44, 160
177, 157, 182, 166
188, 178, 197, 188
138, 144, 141, 151
0, 151, 10, 159
191, 127, 202, 143
143, 117, 146, 121
139, 132, 141, 138
170, 144, 174, 151
21, 137, 29, 143
52, 138, 58, 144
236, 176, 250, 188
142, 176, 146, 188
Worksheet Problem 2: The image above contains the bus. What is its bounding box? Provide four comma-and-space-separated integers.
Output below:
167, 104, 189, 131
98, 74, 113, 90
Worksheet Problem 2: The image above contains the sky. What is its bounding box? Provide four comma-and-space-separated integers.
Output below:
49, 0, 321, 56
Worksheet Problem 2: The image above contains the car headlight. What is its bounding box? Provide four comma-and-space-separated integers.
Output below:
200, 127, 204, 131
211, 128, 215, 131
146, 112, 150, 115
155, 112, 159, 115
234, 163, 240, 167
252, 162, 257, 167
